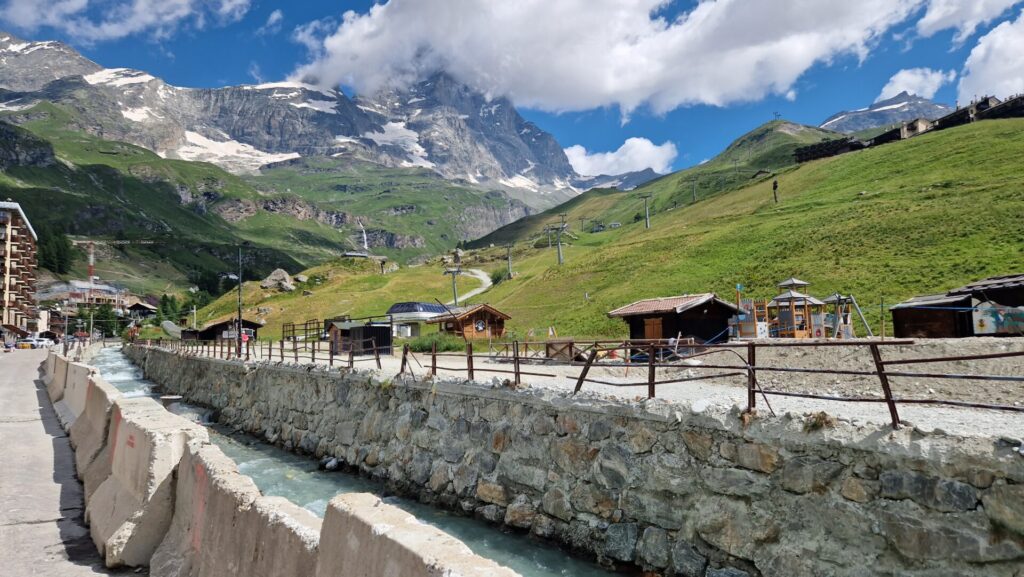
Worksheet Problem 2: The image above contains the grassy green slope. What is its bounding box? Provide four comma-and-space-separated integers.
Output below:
466, 119, 1024, 337
197, 256, 484, 340
471, 120, 837, 247
191, 119, 1022, 340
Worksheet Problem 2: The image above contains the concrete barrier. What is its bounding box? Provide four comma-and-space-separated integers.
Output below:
69, 375, 122, 499
53, 361, 93, 431
316, 493, 521, 577
42, 349, 57, 385
151, 441, 321, 577
46, 354, 69, 403
86, 396, 209, 568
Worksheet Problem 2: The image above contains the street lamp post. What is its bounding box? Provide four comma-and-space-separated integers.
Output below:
236, 245, 243, 357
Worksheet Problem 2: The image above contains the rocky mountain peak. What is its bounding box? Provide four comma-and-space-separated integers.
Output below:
820, 92, 952, 134
0, 30, 101, 92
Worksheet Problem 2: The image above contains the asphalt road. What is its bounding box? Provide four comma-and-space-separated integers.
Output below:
0, 349, 116, 576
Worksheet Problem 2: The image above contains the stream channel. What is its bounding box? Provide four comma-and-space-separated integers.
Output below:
90, 346, 618, 576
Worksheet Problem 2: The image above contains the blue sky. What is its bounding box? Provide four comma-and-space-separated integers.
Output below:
3, 0, 1023, 174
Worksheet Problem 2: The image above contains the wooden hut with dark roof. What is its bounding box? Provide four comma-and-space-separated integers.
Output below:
607, 293, 738, 343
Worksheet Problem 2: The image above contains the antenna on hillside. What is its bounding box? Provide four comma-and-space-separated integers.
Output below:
688, 177, 698, 204
773, 111, 781, 121
639, 193, 653, 229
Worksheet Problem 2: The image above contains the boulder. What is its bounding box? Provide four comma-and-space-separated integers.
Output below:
259, 269, 295, 291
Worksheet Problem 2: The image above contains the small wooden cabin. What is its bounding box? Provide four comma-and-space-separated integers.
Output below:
427, 304, 510, 339
890, 294, 974, 338
182, 318, 261, 341
607, 293, 738, 343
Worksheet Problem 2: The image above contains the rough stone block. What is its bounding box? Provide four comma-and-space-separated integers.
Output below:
504, 495, 536, 528
781, 456, 844, 494
672, 541, 708, 577
476, 480, 509, 506
593, 442, 634, 489
841, 476, 879, 503
681, 430, 714, 461
981, 484, 1024, 535
542, 487, 573, 522
879, 470, 978, 512
637, 526, 670, 568
706, 567, 750, 577
878, 504, 1023, 562
702, 467, 769, 497
604, 522, 639, 562
735, 443, 779, 474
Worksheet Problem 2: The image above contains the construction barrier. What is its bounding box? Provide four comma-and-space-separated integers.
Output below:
46, 353, 69, 403
86, 396, 209, 568
151, 441, 321, 577
316, 493, 521, 577
39, 347, 523, 576
69, 376, 122, 499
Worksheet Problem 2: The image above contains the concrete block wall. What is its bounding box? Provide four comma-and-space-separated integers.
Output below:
40, 349, 521, 576
125, 344, 1024, 577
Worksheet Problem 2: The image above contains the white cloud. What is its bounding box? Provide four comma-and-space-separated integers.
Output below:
0, 0, 251, 42
256, 8, 282, 35
917, 0, 1023, 43
876, 67, 956, 101
958, 10, 1024, 101
291, 0, 932, 116
565, 138, 677, 176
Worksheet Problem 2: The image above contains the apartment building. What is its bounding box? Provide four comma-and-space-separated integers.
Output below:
1, 200, 38, 340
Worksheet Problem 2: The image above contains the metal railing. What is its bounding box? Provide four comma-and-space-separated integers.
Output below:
142, 337, 1024, 430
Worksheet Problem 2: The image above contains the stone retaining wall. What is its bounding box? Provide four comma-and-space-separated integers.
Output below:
42, 348, 513, 576
127, 344, 1024, 577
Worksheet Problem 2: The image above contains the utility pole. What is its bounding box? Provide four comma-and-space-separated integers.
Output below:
640, 193, 652, 229
192, 305, 197, 330
690, 177, 698, 204
504, 243, 514, 277
556, 214, 566, 266
236, 245, 243, 357
443, 249, 462, 306
545, 226, 553, 248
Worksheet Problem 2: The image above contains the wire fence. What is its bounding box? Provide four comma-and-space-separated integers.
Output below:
143, 336, 1024, 430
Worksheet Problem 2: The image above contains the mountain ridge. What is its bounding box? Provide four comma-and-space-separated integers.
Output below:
819, 91, 952, 134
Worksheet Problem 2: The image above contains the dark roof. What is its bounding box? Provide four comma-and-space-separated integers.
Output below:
890, 293, 972, 310
947, 273, 1024, 297
768, 290, 825, 307
607, 294, 739, 318
200, 318, 262, 330
128, 302, 158, 311
777, 277, 810, 288
386, 302, 448, 315
426, 304, 511, 323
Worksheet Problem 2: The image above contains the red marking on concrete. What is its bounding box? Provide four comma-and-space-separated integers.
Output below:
190, 462, 208, 552
126, 434, 135, 449
109, 408, 122, 465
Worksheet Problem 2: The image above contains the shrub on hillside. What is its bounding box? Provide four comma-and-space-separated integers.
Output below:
407, 332, 465, 353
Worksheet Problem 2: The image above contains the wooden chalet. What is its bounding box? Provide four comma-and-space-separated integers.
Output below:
607, 293, 738, 343
427, 304, 510, 339
181, 318, 261, 341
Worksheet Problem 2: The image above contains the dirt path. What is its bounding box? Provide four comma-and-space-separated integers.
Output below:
447, 268, 492, 305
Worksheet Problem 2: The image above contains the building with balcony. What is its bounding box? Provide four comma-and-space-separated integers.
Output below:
1, 201, 38, 340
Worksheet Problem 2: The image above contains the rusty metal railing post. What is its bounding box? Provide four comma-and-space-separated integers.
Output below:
574, 349, 598, 394
746, 342, 757, 412
311, 339, 316, 364
279, 339, 284, 361
245, 338, 250, 361
869, 344, 901, 430
648, 343, 656, 398
431, 342, 437, 377
348, 346, 355, 370
329, 340, 334, 367
399, 343, 409, 375
513, 341, 521, 385
466, 342, 475, 381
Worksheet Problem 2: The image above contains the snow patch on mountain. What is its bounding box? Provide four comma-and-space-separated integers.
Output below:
244, 82, 337, 99
84, 68, 156, 87
362, 122, 433, 168
121, 107, 161, 122
170, 131, 300, 174
290, 100, 338, 114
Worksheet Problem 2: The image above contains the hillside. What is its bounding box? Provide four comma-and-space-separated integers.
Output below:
454, 119, 1024, 337
195, 257, 486, 340
471, 120, 836, 247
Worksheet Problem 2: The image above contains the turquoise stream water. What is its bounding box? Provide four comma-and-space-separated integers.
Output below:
89, 347, 618, 577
